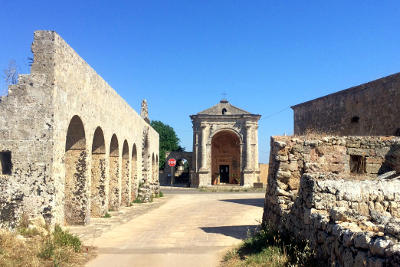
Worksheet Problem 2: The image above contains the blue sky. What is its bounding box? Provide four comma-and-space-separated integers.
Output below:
1, 1, 400, 163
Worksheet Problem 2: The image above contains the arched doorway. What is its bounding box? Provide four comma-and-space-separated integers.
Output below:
131, 144, 137, 200
90, 127, 106, 217
211, 130, 241, 185
65, 115, 89, 225
174, 158, 190, 184
109, 134, 120, 210
121, 140, 130, 206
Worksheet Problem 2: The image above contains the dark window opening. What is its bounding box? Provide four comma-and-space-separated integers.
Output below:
350, 155, 365, 174
222, 108, 227, 115
395, 128, 400, 136
351, 116, 360, 123
0, 151, 12, 175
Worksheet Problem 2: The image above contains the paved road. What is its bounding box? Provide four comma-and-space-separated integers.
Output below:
86, 191, 265, 267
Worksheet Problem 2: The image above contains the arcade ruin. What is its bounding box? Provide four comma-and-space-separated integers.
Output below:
0, 31, 159, 229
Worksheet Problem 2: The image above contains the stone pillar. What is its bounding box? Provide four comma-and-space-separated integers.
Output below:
198, 124, 211, 186
191, 128, 199, 187
254, 126, 259, 171
194, 130, 199, 171
240, 142, 244, 185
200, 125, 208, 170
245, 124, 252, 170
243, 124, 255, 186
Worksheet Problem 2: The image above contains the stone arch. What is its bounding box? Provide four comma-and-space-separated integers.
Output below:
174, 157, 190, 183
161, 151, 192, 185
90, 127, 106, 217
211, 130, 241, 185
65, 115, 89, 225
131, 144, 137, 200
121, 140, 130, 206
209, 128, 243, 144
109, 134, 120, 210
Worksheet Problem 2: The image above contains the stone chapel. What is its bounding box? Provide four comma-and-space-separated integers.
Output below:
190, 100, 261, 187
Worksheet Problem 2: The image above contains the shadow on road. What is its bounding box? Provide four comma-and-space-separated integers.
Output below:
219, 198, 264, 208
200, 225, 259, 239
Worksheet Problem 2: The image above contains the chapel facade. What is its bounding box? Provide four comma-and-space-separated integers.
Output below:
190, 100, 261, 187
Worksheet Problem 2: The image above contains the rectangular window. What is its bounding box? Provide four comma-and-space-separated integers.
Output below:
0, 151, 12, 175
350, 155, 365, 174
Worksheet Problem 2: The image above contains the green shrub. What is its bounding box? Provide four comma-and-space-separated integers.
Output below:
133, 198, 143, 204
53, 225, 81, 252
159, 191, 164, 197
38, 238, 55, 259
18, 227, 40, 237
38, 225, 81, 260
104, 212, 111, 218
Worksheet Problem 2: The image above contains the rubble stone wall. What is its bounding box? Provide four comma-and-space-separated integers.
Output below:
263, 136, 400, 266
0, 31, 159, 228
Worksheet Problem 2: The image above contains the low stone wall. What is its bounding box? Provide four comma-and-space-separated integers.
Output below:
262, 136, 400, 266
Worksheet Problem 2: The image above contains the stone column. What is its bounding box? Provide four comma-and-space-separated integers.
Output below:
191, 128, 199, 187
245, 124, 252, 170
200, 124, 208, 170
193, 130, 199, 171
254, 126, 259, 171
240, 142, 244, 185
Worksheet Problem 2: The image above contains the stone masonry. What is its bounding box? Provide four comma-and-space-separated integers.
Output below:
263, 136, 400, 266
0, 31, 159, 228
292, 72, 400, 136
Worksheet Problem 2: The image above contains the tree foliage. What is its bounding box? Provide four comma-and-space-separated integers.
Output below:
150, 120, 184, 169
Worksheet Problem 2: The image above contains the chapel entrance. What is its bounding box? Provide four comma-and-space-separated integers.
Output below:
219, 165, 229, 183
211, 130, 241, 185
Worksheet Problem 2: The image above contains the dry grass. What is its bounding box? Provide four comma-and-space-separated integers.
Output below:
0, 226, 96, 267
222, 245, 288, 267
221, 224, 322, 267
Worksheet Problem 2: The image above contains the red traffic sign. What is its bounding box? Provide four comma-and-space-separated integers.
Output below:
168, 158, 176, 167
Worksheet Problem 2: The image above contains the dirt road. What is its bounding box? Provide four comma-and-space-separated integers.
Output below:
86, 191, 264, 267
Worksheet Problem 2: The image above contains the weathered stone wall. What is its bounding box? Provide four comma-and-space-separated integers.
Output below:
292, 72, 400, 136
263, 136, 400, 266
0, 31, 159, 228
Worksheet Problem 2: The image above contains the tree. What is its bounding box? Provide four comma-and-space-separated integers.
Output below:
150, 120, 184, 169
3, 60, 18, 86
1, 60, 18, 95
